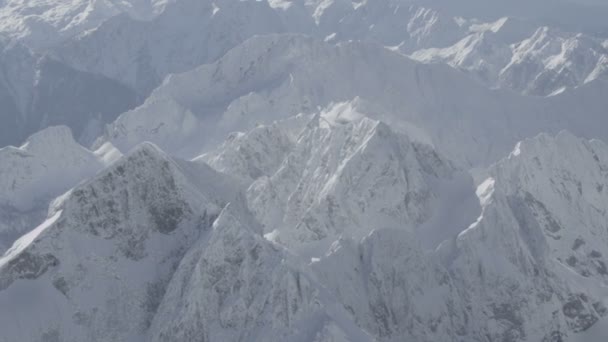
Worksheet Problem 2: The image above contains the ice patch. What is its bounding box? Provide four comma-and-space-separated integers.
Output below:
510, 142, 522, 157
264, 229, 280, 242
457, 177, 495, 239
476, 177, 496, 207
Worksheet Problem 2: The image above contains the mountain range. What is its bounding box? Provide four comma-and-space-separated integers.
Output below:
1, 1, 608, 341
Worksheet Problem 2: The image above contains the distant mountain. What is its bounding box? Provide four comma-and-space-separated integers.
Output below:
1, 0, 605, 151
412, 20, 608, 96
0, 39, 137, 148
0, 0, 169, 50
51, 0, 304, 95
96, 34, 608, 167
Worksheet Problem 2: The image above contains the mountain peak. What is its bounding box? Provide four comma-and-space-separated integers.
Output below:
127, 141, 171, 161
204, 107, 476, 255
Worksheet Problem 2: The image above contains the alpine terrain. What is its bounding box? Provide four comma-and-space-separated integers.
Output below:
0, 0, 608, 341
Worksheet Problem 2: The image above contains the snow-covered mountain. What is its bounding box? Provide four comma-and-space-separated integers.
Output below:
0, 142, 240, 342
189, 123, 608, 341
3, 114, 608, 340
0, 125, 120, 254
149, 202, 375, 342
201, 107, 479, 253
97, 34, 608, 167
51, 0, 303, 94
300, 1, 608, 96
411, 20, 608, 96
1, 0, 604, 150
32, 0, 604, 100
201, 112, 608, 340
438, 130, 608, 341
2, 0, 606, 99
2, 1, 608, 341
0, 0, 170, 50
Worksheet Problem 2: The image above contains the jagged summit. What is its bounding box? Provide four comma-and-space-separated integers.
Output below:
0, 41, 138, 148
203, 105, 479, 254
